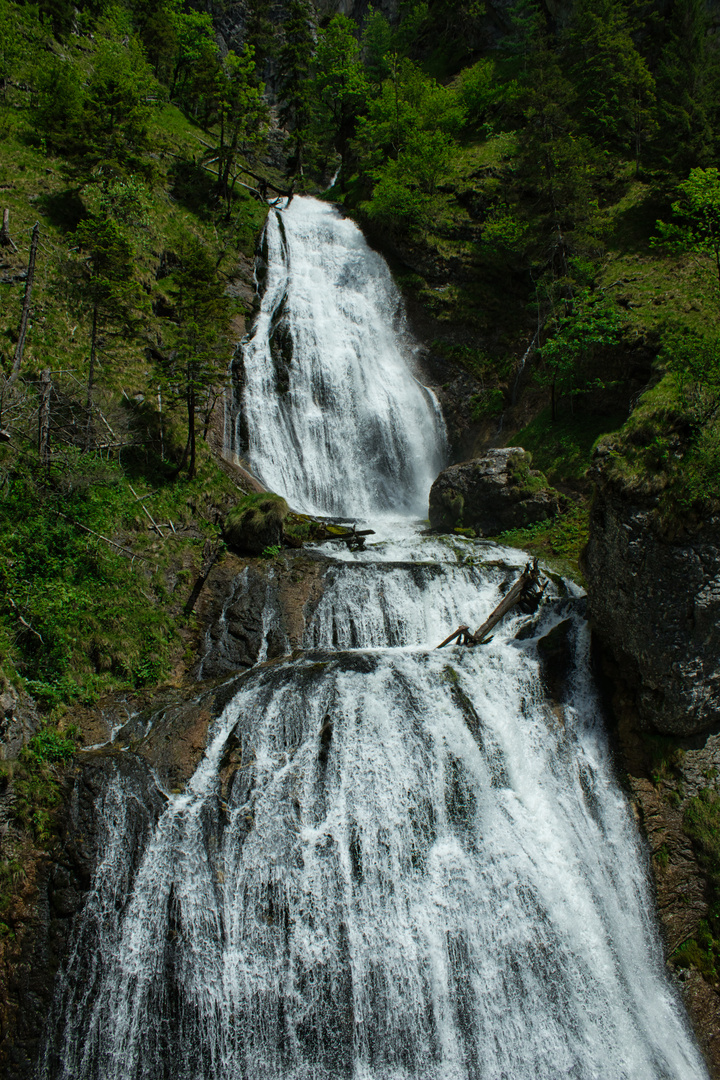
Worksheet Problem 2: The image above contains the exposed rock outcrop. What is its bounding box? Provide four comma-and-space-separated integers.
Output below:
0, 752, 166, 1080
428, 448, 559, 535
0, 681, 39, 760
585, 467, 720, 737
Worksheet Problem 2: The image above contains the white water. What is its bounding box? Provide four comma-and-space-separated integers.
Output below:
40, 198, 708, 1080
228, 197, 446, 517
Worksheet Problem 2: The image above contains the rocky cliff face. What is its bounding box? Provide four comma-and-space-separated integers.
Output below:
585, 457, 720, 1077
585, 464, 720, 737
0, 752, 166, 1080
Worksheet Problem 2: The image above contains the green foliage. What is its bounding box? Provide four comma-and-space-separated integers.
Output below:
23, 725, 77, 763
261, 544, 281, 559
361, 6, 392, 87
277, 0, 315, 173
509, 408, 626, 487
654, 168, 720, 298
8, 723, 79, 845
685, 787, 720, 892
602, 327, 720, 513
313, 14, 368, 186
357, 56, 461, 231
498, 501, 589, 582
536, 286, 622, 420
211, 46, 268, 211
470, 387, 504, 419
156, 237, 232, 479
505, 450, 550, 496
653, 0, 719, 176
680, 787, 720, 973
224, 492, 290, 555
82, 35, 157, 174
0, 454, 178, 707
568, 0, 657, 169
673, 933, 719, 982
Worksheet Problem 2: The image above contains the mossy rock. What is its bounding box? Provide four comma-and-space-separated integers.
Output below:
224, 493, 290, 556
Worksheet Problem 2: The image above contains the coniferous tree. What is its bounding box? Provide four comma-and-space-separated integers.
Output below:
158, 239, 231, 479
361, 5, 392, 88
277, 0, 316, 178
211, 46, 267, 214
567, 0, 656, 172
653, 0, 719, 175
71, 216, 136, 450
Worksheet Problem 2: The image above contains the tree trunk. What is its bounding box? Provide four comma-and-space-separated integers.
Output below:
469, 560, 542, 644
188, 384, 196, 478
8, 222, 39, 387
0, 222, 39, 428
437, 561, 544, 649
0, 208, 17, 251
85, 304, 98, 451
38, 368, 51, 465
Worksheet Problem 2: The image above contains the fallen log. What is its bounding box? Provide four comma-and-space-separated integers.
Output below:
437, 559, 544, 648
321, 526, 375, 551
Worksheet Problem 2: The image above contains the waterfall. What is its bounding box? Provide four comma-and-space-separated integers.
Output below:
227, 197, 446, 518
40, 198, 708, 1080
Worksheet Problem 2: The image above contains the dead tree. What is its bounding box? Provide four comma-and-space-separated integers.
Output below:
0, 209, 18, 252
437, 559, 545, 648
38, 368, 51, 464
0, 222, 39, 427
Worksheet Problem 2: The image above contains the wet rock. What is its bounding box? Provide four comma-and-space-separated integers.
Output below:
585, 471, 720, 736
610, 689, 720, 1078
197, 562, 288, 679
196, 551, 326, 682
0, 680, 39, 760
429, 448, 559, 536
0, 751, 165, 1080
537, 618, 575, 702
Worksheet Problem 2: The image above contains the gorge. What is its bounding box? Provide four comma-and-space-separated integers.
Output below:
35, 198, 709, 1079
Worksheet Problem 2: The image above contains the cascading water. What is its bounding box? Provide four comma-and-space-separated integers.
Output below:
40, 198, 709, 1080
227, 197, 446, 517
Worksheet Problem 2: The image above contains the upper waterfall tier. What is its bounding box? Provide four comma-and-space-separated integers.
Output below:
230, 197, 447, 518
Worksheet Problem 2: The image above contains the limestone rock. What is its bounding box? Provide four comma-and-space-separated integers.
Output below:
428, 448, 559, 536
585, 467, 720, 736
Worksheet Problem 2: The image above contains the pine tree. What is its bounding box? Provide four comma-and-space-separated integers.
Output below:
313, 15, 368, 189
568, 0, 657, 172
158, 240, 231, 479
653, 0, 719, 175
71, 216, 136, 450
276, 0, 316, 178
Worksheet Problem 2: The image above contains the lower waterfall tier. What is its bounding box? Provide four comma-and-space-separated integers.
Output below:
40, 533, 708, 1080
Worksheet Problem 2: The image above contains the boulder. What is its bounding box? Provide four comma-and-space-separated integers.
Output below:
584, 466, 720, 736
428, 448, 559, 536
223, 492, 289, 555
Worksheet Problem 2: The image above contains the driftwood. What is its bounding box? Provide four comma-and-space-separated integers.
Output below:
437, 559, 545, 648
321, 526, 375, 551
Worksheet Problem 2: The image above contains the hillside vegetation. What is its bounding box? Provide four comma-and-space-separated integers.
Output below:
0, 0, 719, 709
